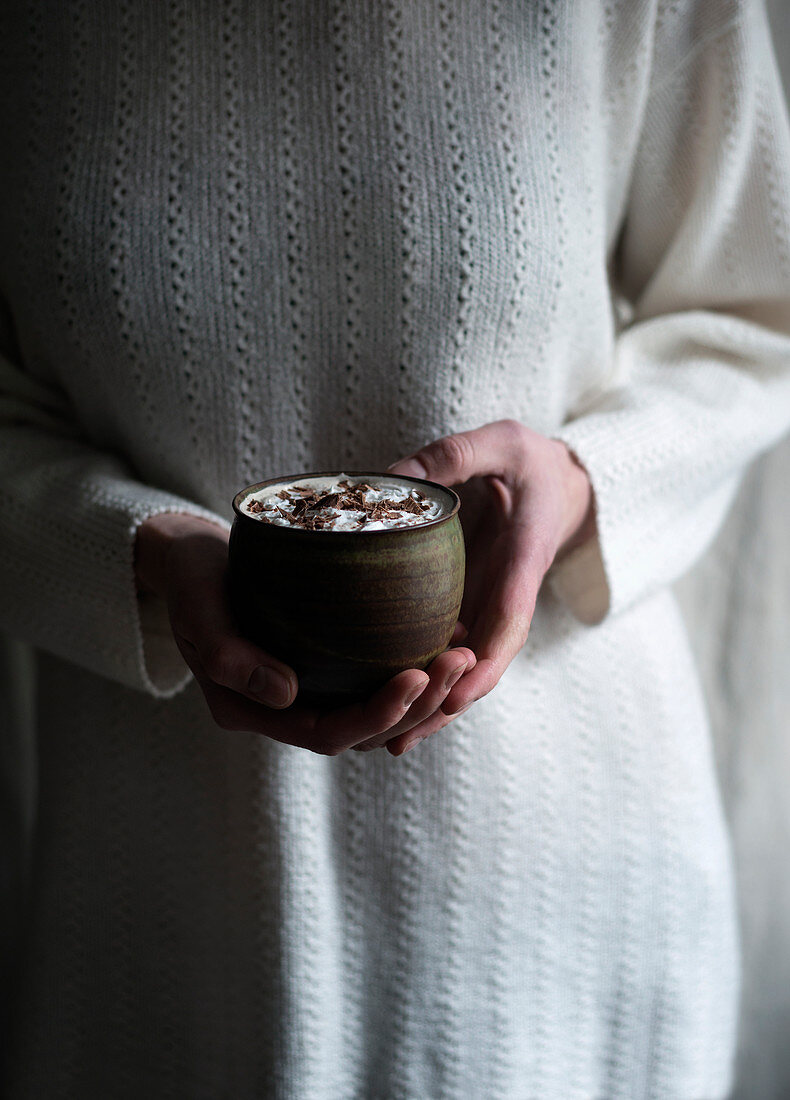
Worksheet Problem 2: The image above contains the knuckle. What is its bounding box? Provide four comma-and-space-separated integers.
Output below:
429, 432, 475, 478
481, 667, 502, 696
202, 639, 240, 686
311, 737, 345, 757
498, 417, 524, 437
498, 418, 530, 461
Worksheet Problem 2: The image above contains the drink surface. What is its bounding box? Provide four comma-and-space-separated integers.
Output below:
240, 474, 446, 531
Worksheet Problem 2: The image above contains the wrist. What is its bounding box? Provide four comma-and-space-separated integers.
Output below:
555, 443, 596, 558
134, 512, 228, 598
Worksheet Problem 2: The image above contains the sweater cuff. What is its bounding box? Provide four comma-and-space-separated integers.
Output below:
548, 416, 644, 625
548, 407, 744, 627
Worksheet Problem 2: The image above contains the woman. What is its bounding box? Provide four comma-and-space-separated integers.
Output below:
2, 1, 790, 1096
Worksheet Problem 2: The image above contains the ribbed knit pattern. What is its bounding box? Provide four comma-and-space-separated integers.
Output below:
1, 1, 790, 1097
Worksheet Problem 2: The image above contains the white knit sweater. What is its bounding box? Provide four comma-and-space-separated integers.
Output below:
2, 1, 790, 1097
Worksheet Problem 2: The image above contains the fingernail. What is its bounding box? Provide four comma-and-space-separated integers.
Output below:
387, 457, 427, 479
443, 661, 468, 692
403, 679, 428, 709
248, 666, 291, 708
401, 735, 422, 754
443, 698, 475, 717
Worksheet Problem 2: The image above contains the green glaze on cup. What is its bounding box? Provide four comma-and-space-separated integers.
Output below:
229, 471, 464, 706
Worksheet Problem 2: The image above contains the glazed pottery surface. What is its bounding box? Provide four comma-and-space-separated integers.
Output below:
229, 471, 464, 705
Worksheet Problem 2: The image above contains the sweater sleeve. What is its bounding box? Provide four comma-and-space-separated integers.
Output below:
549, 1, 790, 625
0, 345, 230, 698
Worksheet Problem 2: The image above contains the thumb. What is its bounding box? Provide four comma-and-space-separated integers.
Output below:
388, 420, 522, 486
387, 432, 479, 487
166, 546, 298, 709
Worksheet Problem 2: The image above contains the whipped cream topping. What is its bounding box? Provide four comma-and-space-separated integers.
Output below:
241, 474, 447, 531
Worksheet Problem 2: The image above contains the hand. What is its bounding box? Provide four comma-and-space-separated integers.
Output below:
382, 419, 596, 755
133, 513, 476, 755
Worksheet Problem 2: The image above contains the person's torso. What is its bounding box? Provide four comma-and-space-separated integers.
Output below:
0, 1, 657, 513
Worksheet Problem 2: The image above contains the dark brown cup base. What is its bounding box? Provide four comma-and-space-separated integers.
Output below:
293, 687, 370, 711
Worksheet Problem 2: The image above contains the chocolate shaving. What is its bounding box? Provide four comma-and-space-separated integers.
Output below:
312, 492, 339, 510
247, 478, 438, 530
369, 503, 391, 522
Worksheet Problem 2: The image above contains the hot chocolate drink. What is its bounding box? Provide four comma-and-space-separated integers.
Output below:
230, 470, 464, 702
240, 474, 446, 531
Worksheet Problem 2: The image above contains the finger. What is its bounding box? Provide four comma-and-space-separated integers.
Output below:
190, 669, 314, 740
170, 576, 298, 709
385, 703, 465, 757
442, 530, 544, 716
352, 647, 475, 751
312, 668, 430, 753
450, 621, 469, 645
175, 629, 297, 710
192, 665, 431, 755
387, 418, 530, 487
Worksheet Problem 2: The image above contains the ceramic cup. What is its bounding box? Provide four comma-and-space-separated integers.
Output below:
228, 471, 464, 706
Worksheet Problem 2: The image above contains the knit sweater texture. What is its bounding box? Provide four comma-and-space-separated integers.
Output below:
2, 1, 790, 1097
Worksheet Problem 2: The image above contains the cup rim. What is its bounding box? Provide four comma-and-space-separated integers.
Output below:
231, 470, 461, 534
